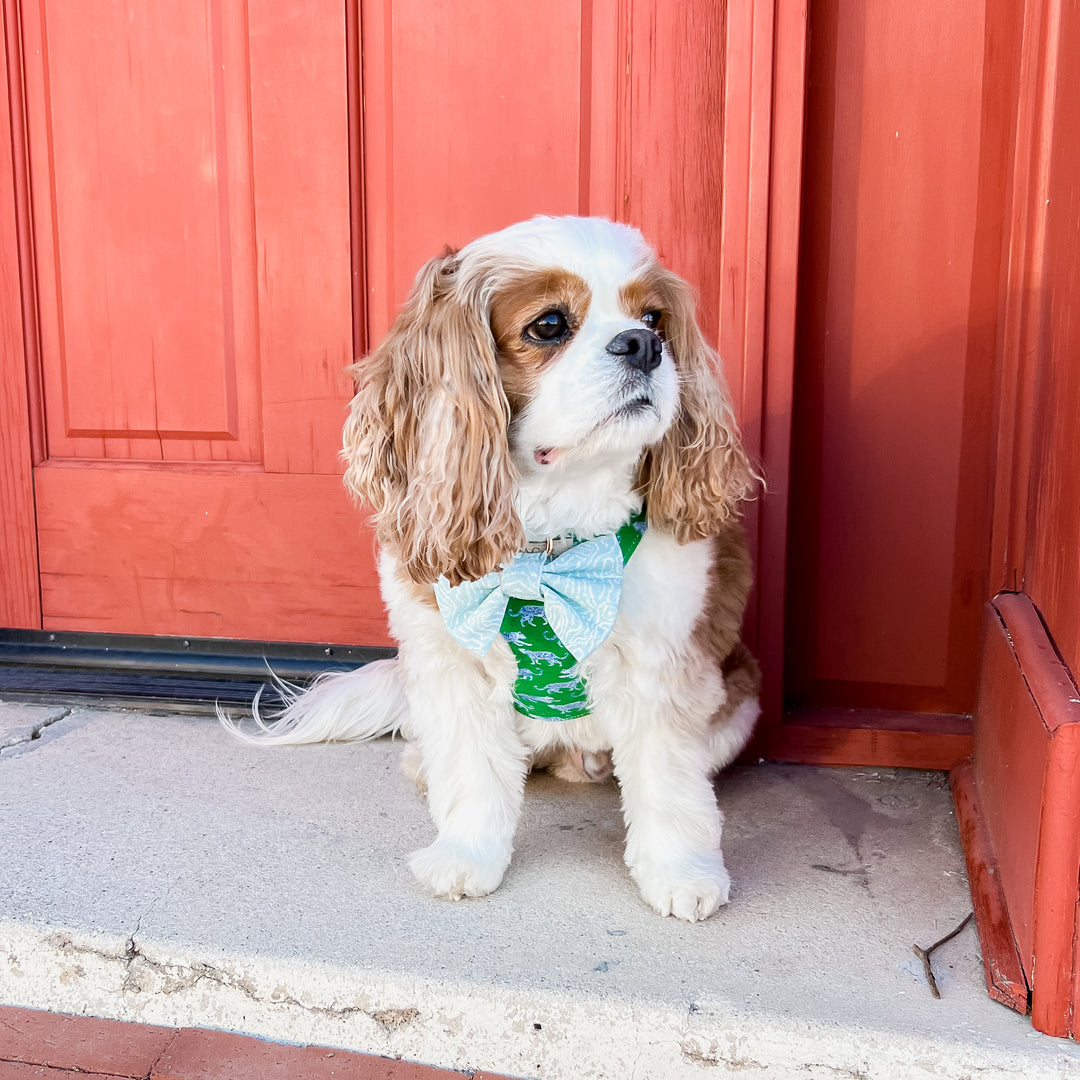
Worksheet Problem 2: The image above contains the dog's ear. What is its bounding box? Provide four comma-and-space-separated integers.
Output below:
638, 269, 760, 541
343, 251, 523, 585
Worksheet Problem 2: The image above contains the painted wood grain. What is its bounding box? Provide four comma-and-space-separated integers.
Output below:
785, 0, 1005, 715
950, 758, 1030, 1013
0, 8, 41, 629
35, 464, 388, 645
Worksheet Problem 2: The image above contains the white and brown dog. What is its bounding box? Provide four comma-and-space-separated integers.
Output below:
225, 216, 761, 921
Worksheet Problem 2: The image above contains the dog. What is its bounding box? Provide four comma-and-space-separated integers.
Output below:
223, 215, 761, 922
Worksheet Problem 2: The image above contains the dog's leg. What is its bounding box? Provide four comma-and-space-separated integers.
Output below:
404, 660, 528, 901
609, 716, 730, 922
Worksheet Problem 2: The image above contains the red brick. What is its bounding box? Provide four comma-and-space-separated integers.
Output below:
0, 1062, 132, 1079
151, 1027, 468, 1080
0, 1006, 177, 1077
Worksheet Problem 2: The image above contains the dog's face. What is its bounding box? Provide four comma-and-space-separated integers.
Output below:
477, 219, 680, 476
344, 216, 754, 585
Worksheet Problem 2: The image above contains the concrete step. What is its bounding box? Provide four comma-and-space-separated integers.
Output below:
1, 701, 1077, 1079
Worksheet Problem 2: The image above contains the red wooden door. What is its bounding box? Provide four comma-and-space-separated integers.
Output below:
761, 0, 1017, 768
2, 0, 386, 646
1, 1, 800, 651
952, 0, 1080, 1038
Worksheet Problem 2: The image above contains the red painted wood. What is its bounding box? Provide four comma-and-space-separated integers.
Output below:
1031, 724, 1080, 1038
995, 596, 1080, 1037
2, 1, 799, 662
623, 0, 725, 348
785, 0, 1003, 717
5, 1, 363, 643
987, 0, 1044, 597
752, 0, 806, 733
972, 595, 1080, 1037
249, 1, 355, 477
965, 0, 1080, 1039
19, 0, 260, 462
973, 602, 1047, 976
34, 464, 388, 646
359, 0, 776, 427
949, 759, 1030, 1013
1024, 0, 1080, 679
0, 9, 40, 629
765, 724, 972, 771
361, 0, 588, 341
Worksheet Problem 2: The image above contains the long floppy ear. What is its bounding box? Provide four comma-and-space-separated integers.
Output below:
342, 251, 523, 585
638, 269, 761, 542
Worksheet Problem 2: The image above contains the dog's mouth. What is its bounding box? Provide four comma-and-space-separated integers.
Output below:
531, 397, 659, 467
612, 394, 654, 418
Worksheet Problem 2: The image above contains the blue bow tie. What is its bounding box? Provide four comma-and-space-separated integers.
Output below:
433, 533, 625, 661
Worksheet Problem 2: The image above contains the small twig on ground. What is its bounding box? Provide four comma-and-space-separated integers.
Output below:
913, 912, 974, 998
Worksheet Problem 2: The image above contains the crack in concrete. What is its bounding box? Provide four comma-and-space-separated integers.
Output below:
680, 1040, 767, 1070
0, 709, 72, 755
46, 931, 418, 1031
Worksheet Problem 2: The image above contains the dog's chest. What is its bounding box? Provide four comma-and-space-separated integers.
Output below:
582, 530, 713, 680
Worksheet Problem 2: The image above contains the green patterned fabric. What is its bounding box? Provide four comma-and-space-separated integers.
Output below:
499, 510, 647, 720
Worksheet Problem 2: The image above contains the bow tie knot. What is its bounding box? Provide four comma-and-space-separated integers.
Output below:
498, 553, 546, 602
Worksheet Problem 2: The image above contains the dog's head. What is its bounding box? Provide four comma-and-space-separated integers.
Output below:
344, 216, 756, 585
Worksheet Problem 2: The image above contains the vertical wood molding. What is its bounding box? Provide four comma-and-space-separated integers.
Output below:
359, 0, 393, 345
580, 0, 623, 221
989, 0, 1060, 594
0, 0, 42, 628
756, 0, 807, 728
345, 0, 366, 363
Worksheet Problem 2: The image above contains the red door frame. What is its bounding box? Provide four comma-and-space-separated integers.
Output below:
951, 0, 1080, 1039
0, 0, 41, 630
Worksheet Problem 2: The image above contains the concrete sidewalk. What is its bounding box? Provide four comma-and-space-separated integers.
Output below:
1, 700, 1078, 1079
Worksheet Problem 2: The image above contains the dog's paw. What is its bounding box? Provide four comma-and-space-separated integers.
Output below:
409, 840, 508, 900
630, 852, 731, 922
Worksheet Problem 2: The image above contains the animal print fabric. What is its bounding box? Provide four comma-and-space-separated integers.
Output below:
499, 511, 646, 720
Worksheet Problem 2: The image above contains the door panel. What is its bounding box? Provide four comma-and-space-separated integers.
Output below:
784, 0, 1003, 718
9, 0, 365, 643
34, 464, 384, 643
362, 0, 586, 338
22, 0, 262, 462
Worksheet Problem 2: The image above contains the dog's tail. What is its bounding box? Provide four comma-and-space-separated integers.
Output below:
218, 657, 408, 745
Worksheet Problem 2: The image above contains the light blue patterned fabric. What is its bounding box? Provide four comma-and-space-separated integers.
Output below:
434, 533, 625, 662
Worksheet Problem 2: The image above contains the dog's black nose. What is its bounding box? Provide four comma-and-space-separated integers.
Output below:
606, 328, 663, 373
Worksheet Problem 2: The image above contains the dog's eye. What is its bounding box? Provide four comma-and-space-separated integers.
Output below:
642, 310, 664, 337
526, 310, 569, 343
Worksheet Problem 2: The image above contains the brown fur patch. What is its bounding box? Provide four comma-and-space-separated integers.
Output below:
618, 273, 669, 338
693, 520, 762, 723
342, 250, 524, 586
632, 266, 760, 542
396, 566, 438, 609
489, 269, 592, 414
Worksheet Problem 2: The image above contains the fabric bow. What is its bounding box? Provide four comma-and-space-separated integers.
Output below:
433, 534, 625, 661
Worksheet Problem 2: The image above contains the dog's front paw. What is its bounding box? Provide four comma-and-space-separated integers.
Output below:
409, 840, 508, 900
630, 851, 731, 922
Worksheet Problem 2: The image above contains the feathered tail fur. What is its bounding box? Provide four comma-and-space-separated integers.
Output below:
218, 657, 408, 746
